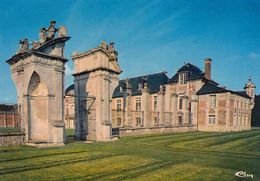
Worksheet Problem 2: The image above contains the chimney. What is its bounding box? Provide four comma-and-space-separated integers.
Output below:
204, 58, 212, 80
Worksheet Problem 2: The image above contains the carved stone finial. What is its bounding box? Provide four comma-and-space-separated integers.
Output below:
39, 27, 47, 43
46, 20, 57, 40
58, 26, 67, 37
100, 41, 107, 49
18, 38, 29, 53
32, 41, 40, 49
108, 42, 115, 52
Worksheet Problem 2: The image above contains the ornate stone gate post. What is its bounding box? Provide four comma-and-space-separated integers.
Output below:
72, 41, 122, 141
6, 21, 70, 146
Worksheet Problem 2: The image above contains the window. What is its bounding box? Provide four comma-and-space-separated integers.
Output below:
136, 117, 142, 126
136, 97, 141, 111
179, 73, 187, 84
154, 117, 159, 126
208, 115, 215, 125
179, 98, 183, 110
153, 96, 158, 111
210, 95, 216, 108
117, 118, 121, 126
116, 99, 121, 111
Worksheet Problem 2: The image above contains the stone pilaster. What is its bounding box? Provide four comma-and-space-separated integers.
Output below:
141, 83, 149, 127
158, 86, 165, 126
191, 94, 198, 127
171, 93, 178, 126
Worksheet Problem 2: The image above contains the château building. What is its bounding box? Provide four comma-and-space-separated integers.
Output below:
65, 58, 255, 134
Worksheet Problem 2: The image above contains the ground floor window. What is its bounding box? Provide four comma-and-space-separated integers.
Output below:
117, 117, 121, 126
208, 115, 216, 125
136, 117, 142, 127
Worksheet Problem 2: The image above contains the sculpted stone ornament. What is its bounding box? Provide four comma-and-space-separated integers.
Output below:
18, 39, 29, 53
32, 41, 41, 49
100, 41, 107, 49
39, 27, 47, 43
58, 26, 67, 37
46, 20, 58, 40
110, 43, 118, 61
108, 42, 115, 52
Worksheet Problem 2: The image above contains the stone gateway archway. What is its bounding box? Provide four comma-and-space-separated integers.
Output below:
28, 72, 48, 142
72, 41, 122, 141
6, 21, 70, 146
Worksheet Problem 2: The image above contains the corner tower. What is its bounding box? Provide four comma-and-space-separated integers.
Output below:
72, 41, 122, 141
244, 76, 256, 108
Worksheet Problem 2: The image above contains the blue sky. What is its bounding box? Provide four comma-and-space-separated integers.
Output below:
1, 0, 260, 103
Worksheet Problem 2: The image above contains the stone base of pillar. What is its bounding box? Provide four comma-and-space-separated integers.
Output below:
26, 142, 65, 148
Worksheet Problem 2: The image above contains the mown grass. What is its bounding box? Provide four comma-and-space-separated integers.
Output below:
0, 129, 259, 180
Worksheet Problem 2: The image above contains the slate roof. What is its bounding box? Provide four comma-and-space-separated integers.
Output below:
196, 81, 251, 99
168, 63, 204, 83
65, 84, 74, 95
112, 72, 169, 98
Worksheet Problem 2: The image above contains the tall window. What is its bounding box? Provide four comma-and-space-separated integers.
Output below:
136, 97, 141, 111
179, 98, 183, 110
208, 115, 216, 125
179, 73, 187, 84
153, 96, 158, 111
136, 117, 142, 126
116, 99, 121, 111
210, 95, 216, 108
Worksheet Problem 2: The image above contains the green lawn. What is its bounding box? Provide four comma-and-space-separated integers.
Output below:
0, 129, 260, 181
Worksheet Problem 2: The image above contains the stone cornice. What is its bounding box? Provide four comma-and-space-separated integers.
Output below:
37, 36, 70, 52
73, 67, 122, 76
71, 47, 114, 60
6, 37, 70, 65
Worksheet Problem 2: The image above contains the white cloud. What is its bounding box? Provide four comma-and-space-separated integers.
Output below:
249, 52, 260, 60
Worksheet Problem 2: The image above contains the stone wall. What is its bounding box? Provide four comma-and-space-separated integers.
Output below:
0, 133, 25, 147
117, 126, 197, 137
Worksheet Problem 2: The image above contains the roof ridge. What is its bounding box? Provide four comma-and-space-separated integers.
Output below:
121, 71, 168, 80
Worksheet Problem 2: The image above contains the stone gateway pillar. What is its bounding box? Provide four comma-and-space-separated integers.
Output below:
72, 41, 122, 141
6, 21, 70, 146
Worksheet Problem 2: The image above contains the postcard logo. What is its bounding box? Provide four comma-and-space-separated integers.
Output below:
235, 171, 253, 179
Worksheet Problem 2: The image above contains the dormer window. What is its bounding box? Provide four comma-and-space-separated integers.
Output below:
179, 73, 187, 84
138, 82, 143, 90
